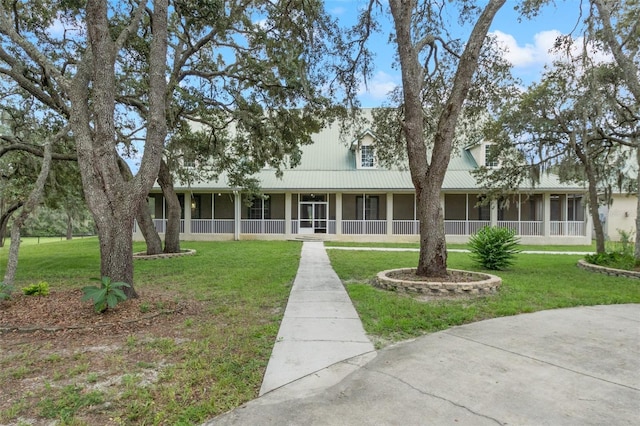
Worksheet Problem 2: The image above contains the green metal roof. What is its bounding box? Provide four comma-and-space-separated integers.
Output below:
174, 112, 586, 193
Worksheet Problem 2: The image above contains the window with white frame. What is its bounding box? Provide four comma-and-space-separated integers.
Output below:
360, 145, 375, 168
484, 144, 498, 168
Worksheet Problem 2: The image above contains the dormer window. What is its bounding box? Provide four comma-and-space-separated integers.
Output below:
361, 145, 375, 168
484, 144, 498, 168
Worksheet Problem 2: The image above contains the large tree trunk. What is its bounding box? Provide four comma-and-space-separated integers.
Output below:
158, 159, 181, 253
573, 136, 606, 253
635, 146, 640, 260
0, 201, 23, 248
3, 140, 54, 285
67, 0, 168, 298
116, 157, 163, 255
389, 0, 505, 277
135, 197, 163, 255
66, 211, 73, 240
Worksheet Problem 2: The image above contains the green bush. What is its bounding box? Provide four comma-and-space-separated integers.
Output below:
585, 251, 637, 271
22, 281, 50, 296
82, 276, 130, 313
468, 226, 521, 270
0, 281, 14, 301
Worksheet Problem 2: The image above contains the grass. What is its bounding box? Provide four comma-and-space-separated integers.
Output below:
1, 238, 638, 423
0, 239, 301, 425
325, 240, 597, 252
328, 249, 640, 346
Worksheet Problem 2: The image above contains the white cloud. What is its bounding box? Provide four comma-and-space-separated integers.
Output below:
491, 29, 563, 68
359, 71, 399, 101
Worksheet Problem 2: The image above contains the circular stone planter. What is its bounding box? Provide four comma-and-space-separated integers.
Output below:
577, 259, 640, 279
133, 249, 196, 260
375, 268, 502, 297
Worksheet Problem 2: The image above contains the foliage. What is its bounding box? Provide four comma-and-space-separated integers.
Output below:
585, 251, 638, 271
0, 281, 13, 300
21, 281, 50, 296
81, 277, 131, 314
22, 206, 94, 238
468, 226, 521, 270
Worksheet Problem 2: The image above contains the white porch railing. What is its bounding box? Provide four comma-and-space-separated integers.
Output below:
550, 221, 586, 236
393, 220, 420, 235
190, 219, 235, 234
152, 219, 185, 233
342, 220, 387, 235
241, 219, 285, 234
497, 221, 543, 236
444, 220, 491, 235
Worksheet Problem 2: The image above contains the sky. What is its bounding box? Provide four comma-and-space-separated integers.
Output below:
326, 0, 590, 106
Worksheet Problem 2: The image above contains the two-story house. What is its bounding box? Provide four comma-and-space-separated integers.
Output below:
136, 114, 591, 244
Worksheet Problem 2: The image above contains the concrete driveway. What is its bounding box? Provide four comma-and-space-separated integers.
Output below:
206, 304, 640, 425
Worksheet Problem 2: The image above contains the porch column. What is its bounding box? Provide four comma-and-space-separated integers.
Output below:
185, 194, 192, 235
543, 193, 551, 237
285, 193, 292, 236
490, 198, 498, 227
386, 192, 393, 235
336, 193, 343, 235
234, 191, 241, 241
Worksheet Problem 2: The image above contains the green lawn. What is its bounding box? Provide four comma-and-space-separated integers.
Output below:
1, 239, 638, 424
0, 239, 301, 425
324, 240, 597, 252
328, 249, 640, 346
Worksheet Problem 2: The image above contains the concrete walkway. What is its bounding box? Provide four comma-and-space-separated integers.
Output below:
327, 246, 595, 255
207, 304, 640, 425
258, 241, 375, 395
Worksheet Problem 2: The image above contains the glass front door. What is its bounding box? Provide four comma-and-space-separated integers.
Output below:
299, 202, 328, 234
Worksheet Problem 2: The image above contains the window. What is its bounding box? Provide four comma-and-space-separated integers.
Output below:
356, 196, 379, 220
361, 145, 375, 168
484, 144, 498, 168
249, 198, 270, 219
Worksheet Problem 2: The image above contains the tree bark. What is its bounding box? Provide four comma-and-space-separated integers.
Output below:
66, 211, 73, 240
157, 159, 181, 253
67, 0, 167, 298
0, 201, 23, 248
135, 197, 163, 255
3, 139, 54, 285
635, 146, 640, 260
389, 0, 506, 277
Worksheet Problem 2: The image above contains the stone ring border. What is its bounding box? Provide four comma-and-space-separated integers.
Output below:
133, 249, 196, 260
375, 268, 502, 296
577, 259, 640, 279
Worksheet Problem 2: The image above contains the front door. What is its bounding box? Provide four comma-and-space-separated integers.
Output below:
299, 197, 328, 234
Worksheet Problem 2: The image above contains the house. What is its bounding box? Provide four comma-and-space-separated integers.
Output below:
135, 114, 592, 244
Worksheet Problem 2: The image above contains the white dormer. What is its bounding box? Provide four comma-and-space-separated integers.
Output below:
350, 130, 377, 169
468, 141, 498, 168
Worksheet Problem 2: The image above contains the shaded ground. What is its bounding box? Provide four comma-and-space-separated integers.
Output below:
0, 289, 205, 425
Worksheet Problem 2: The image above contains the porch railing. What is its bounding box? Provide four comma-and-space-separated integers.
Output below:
444, 220, 491, 235
393, 220, 419, 235
496, 221, 543, 236
342, 220, 387, 235
241, 219, 286, 234
550, 221, 586, 236
152, 219, 185, 233
191, 219, 235, 234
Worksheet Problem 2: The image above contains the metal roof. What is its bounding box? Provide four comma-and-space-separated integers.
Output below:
172, 113, 586, 193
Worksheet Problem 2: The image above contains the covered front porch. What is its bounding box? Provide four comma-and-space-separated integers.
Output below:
134, 191, 591, 244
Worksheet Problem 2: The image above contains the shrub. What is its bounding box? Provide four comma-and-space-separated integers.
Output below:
22, 281, 50, 296
82, 276, 130, 313
585, 251, 636, 271
468, 226, 521, 270
0, 281, 14, 301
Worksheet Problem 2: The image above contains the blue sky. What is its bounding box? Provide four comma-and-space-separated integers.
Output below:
327, 0, 588, 106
